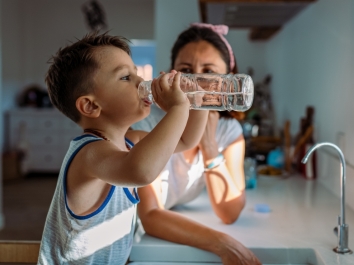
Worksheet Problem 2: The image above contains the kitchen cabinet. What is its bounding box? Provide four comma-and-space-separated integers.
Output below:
199, 0, 317, 40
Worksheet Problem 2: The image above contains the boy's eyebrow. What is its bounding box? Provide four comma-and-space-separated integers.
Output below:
112, 65, 137, 73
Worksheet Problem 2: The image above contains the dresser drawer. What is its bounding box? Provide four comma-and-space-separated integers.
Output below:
7, 108, 87, 173
35, 116, 62, 130
25, 148, 66, 172
27, 132, 61, 146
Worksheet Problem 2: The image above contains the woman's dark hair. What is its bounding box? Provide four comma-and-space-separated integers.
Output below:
45, 31, 131, 122
170, 26, 244, 120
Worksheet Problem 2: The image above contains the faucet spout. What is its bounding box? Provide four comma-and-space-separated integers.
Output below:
302, 142, 352, 254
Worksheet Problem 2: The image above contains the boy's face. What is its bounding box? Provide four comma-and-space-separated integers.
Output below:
92, 46, 150, 126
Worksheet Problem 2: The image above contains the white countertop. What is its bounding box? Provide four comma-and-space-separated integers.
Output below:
130, 175, 354, 264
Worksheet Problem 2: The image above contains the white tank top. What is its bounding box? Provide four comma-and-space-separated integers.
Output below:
132, 105, 243, 209
38, 135, 139, 265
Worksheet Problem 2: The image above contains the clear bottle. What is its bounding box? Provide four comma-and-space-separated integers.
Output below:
138, 73, 254, 112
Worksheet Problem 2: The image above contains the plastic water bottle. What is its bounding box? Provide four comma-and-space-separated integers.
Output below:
138, 73, 254, 112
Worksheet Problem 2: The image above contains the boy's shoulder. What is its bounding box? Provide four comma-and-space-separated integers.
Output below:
125, 129, 148, 145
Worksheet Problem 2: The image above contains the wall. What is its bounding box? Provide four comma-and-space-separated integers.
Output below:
0, 0, 3, 230
0, 0, 154, 230
264, 0, 354, 209
156, 0, 354, 210
1, 0, 155, 113
155, 0, 200, 73
155, 0, 267, 82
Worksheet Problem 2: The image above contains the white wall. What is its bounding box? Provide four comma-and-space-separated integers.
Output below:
155, 0, 267, 82
264, 0, 354, 209
155, 0, 354, 210
0, 0, 3, 230
155, 0, 200, 73
0, 0, 154, 230
1, 0, 154, 112
227, 30, 267, 82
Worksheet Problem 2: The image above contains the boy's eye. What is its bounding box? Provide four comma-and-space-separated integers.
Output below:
121, 75, 130, 81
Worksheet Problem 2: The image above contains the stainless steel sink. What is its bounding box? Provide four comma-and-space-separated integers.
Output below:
129, 247, 325, 264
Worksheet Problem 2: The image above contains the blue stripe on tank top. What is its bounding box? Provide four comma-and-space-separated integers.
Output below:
72, 134, 98, 141
64, 135, 139, 219
125, 137, 134, 149
123, 188, 140, 204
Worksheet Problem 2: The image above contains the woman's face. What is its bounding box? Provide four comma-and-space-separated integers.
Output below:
173, 40, 228, 75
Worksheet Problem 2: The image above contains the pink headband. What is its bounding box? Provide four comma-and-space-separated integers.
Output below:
190, 22, 235, 71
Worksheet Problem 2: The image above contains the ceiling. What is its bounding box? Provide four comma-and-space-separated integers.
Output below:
199, 0, 317, 40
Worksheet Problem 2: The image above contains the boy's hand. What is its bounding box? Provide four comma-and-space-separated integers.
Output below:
151, 70, 189, 112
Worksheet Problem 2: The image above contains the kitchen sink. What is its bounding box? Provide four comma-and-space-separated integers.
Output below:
129, 247, 325, 265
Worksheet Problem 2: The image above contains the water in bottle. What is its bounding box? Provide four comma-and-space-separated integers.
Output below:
138, 73, 254, 112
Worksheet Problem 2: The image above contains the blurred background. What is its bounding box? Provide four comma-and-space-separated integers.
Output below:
0, 0, 353, 240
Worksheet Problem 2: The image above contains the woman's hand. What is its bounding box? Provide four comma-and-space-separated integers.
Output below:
218, 233, 262, 265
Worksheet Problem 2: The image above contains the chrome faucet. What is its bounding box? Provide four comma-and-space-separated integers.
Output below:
302, 142, 352, 254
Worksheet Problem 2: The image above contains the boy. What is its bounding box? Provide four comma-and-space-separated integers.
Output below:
38, 32, 208, 265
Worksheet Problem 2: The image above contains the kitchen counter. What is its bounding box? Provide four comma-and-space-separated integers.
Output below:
130, 175, 354, 264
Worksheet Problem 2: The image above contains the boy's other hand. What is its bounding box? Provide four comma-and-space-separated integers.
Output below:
151, 71, 189, 112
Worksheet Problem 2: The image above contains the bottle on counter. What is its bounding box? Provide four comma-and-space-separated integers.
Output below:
138, 73, 254, 112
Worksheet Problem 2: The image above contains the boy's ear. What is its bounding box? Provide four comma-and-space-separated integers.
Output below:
76, 95, 101, 118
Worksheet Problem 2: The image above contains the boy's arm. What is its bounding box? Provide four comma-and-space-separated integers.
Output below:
137, 180, 261, 265
78, 72, 190, 187
174, 109, 209, 153
128, 109, 209, 154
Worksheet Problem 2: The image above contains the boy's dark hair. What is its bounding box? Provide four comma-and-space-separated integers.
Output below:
170, 26, 238, 74
45, 32, 131, 122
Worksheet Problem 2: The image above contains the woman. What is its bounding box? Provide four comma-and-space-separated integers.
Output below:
132, 23, 260, 265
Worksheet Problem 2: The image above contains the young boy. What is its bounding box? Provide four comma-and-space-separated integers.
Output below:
37, 32, 208, 265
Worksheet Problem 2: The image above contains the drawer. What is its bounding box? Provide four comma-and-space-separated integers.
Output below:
25, 148, 66, 172
9, 115, 37, 131
35, 117, 62, 130
27, 132, 61, 146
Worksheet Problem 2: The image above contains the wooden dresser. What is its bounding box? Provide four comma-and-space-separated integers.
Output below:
7, 108, 82, 174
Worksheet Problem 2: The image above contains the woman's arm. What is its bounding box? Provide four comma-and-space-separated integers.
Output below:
198, 113, 246, 224
137, 178, 260, 265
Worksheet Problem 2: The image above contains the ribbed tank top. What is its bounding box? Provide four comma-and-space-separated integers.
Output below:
38, 134, 139, 265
